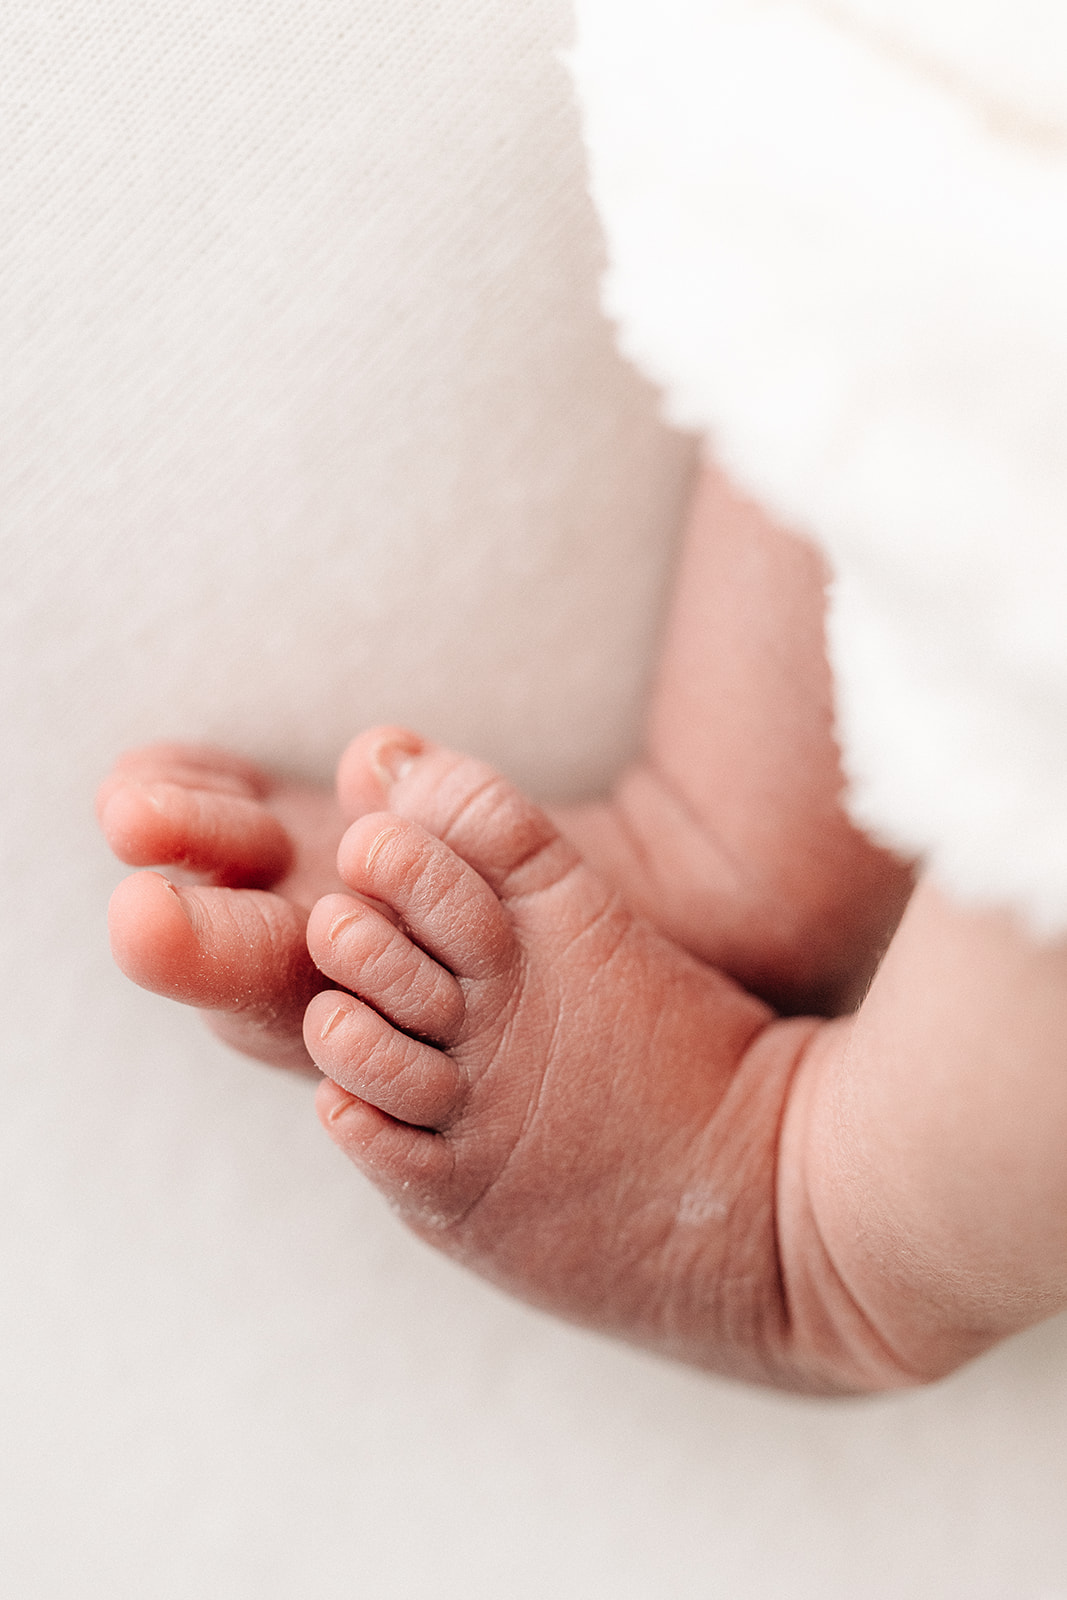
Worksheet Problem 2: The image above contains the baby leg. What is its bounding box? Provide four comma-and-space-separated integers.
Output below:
550, 465, 914, 1015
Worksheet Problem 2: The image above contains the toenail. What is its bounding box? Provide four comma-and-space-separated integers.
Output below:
320, 1004, 348, 1038
160, 876, 199, 929
327, 907, 365, 943
365, 823, 402, 871
371, 734, 422, 787
324, 1084, 360, 1123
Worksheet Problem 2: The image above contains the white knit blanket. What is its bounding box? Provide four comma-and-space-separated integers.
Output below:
573, 0, 1067, 933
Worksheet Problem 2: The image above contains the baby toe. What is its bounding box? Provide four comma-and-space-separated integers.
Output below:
305, 992, 465, 1130
335, 814, 515, 983
307, 893, 465, 1044
315, 1078, 456, 1218
107, 870, 323, 1068
98, 781, 292, 887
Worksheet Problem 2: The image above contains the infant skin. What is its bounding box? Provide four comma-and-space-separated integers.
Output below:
98, 467, 1067, 1394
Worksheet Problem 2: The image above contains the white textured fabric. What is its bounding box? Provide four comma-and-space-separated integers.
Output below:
1, 0, 691, 799
572, 0, 1067, 933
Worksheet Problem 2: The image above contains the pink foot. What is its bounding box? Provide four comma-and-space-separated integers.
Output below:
306, 730, 835, 1386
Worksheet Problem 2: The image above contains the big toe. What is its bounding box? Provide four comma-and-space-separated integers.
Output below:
108, 871, 322, 1065
335, 726, 424, 817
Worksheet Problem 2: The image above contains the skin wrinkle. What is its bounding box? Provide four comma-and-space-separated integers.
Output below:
604, 761, 866, 1017
329, 952, 457, 1052
499, 837, 581, 901
769, 1032, 805, 1376
426, 763, 571, 900
436, 968, 557, 1227
355, 929, 418, 1004
426, 765, 515, 849
802, 1212, 928, 1387
775, 1020, 928, 1389
346, 1011, 442, 1126
724, 1102, 785, 1373
620, 758, 754, 911
628, 1022, 717, 1341
355, 824, 483, 970
619, 981, 770, 1365
652, 1015, 788, 1379
552, 885, 634, 970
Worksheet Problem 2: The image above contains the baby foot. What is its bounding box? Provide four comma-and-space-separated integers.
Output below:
306, 730, 836, 1388
98, 743, 347, 1071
